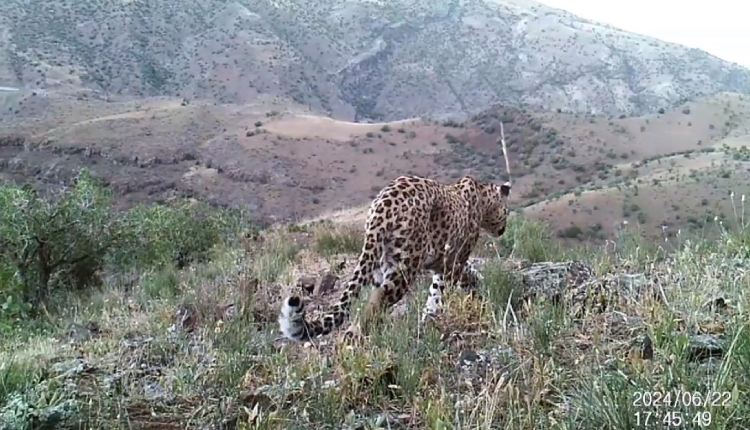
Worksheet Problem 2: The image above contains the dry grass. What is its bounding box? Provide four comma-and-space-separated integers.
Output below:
1, 210, 748, 429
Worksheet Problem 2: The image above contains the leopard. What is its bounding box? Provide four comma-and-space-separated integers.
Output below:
279, 175, 511, 341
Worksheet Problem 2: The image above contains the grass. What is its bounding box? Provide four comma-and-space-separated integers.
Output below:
494, 215, 564, 262
312, 223, 362, 257
1, 213, 749, 429
250, 233, 301, 284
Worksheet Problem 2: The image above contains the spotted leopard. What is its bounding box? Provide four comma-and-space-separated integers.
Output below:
279, 175, 511, 341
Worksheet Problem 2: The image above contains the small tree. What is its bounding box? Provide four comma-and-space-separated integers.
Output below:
0, 171, 118, 306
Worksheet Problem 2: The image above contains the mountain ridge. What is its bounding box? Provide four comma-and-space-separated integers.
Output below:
0, 0, 748, 120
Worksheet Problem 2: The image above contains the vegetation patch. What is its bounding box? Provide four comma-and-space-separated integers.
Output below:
0, 171, 749, 429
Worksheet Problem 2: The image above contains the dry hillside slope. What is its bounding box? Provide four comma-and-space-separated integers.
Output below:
1, 80, 748, 239
305, 93, 750, 242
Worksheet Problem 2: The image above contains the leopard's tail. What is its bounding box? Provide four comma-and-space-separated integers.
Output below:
279, 226, 383, 341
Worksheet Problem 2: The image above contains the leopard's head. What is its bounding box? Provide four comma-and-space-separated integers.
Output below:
479, 181, 511, 237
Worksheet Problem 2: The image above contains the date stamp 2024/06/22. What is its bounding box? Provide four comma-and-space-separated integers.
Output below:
632, 390, 734, 427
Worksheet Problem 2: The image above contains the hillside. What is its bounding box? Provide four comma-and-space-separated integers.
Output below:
2, 87, 749, 238
315, 89, 750, 245
3, 2, 750, 429
0, 0, 749, 120
2, 0, 749, 240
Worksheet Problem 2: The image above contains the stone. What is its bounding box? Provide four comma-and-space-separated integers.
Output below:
174, 303, 201, 333
704, 297, 728, 312
458, 350, 481, 366
315, 272, 339, 296
297, 276, 316, 294
67, 321, 101, 343
217, 303, 238, 321
640, 334, 654, 360
687, 334, 724, 361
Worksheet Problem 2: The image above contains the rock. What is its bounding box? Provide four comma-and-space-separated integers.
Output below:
688, 334, 724, 361
456, 346, 513, 390
704, 297, 728, 312
217, 303, 238, 321
519, 261, 599, 316
67, 321, 101, 343
520, 261, 596, 303
143, 379, 171, 401
315, 273, 339, 296
51, 358, 93, 377
173, 303, 201, 333
515, 261, 667, 318
640, 334, 654, 360
458, 350, 481, 365
297, 276, 316, 294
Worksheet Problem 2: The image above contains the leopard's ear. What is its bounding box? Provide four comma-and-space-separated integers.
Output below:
500, 182, 511, 197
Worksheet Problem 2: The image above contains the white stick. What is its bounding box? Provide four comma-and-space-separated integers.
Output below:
499, 122, 512, 185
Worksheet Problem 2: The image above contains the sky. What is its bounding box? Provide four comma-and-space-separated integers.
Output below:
538, 0, 750, 68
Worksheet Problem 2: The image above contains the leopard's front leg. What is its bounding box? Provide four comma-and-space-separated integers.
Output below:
421, 272, 446, 322
421, 257, 482, 323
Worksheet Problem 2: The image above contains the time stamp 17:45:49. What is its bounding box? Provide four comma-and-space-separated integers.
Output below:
632, 390, 734, 428
634, 411, 713, 427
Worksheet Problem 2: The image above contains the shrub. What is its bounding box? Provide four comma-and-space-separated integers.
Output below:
0, 170, 249, 316
109, 200, 235, 271
0, 171, 118, 306
480, 262, 522, 319
0, 261, 28, 328
558, 225, 584, 239
445, 133, 461, 144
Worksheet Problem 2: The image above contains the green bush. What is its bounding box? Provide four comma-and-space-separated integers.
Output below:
0, 261, 29, 327
480, 262, 522, 320
558, 225, 584, 239
140, 267, 180, 299
0, 171, 118, 306
0, 354, 80, 430
109, 201, 227, 270
0, 170, 251, 319
445, 133, 461, 144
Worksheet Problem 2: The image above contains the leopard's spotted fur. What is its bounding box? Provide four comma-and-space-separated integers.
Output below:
279, 175, 511, 341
